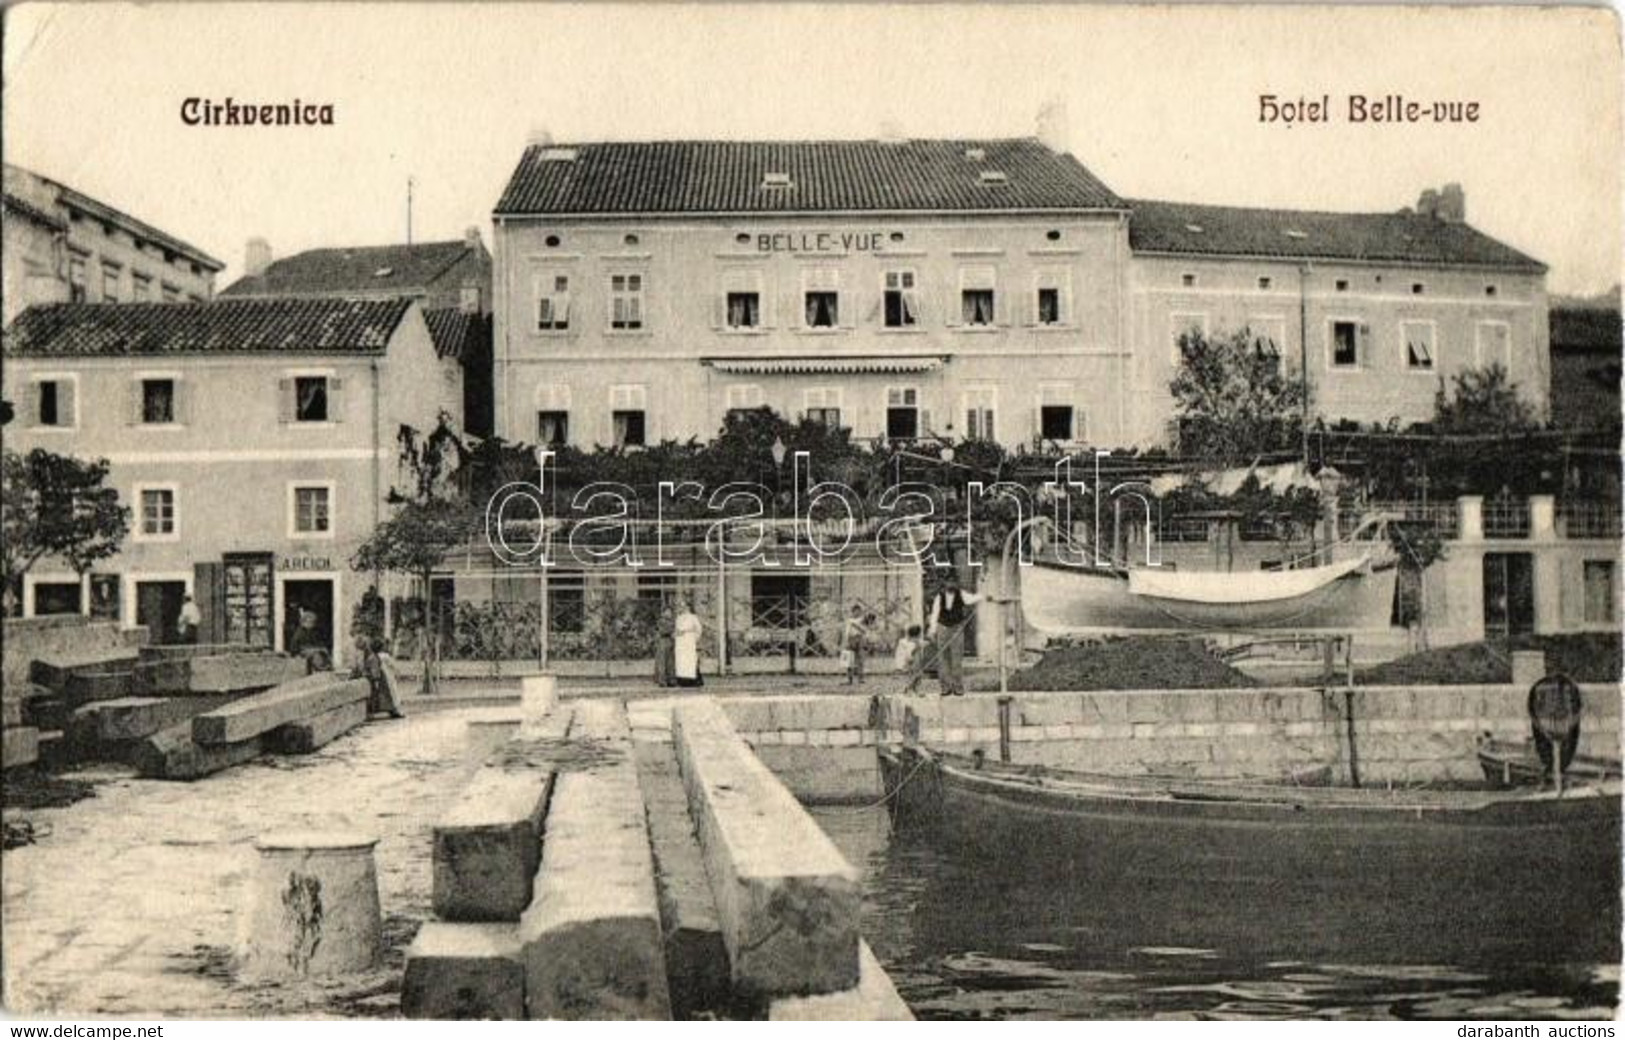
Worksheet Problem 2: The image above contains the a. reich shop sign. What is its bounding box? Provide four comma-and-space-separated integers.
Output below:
754, 231, 887, 254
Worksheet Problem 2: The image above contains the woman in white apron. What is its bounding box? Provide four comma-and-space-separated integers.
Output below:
673, 598, 703, 687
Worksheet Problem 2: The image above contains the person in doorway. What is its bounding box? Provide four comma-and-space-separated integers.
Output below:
673, 598, 704, 688
291, 608, 330, 672
654, 605, 676, 688
352, 635, 404, 719
841, 605, 871, 685
176, 595, 202, 645
927, 572, 981, 696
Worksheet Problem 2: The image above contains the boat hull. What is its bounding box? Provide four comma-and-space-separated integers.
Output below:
878, 745, 1623, 965
1477, 736, 1623, 790
1020, 558, 1400, 634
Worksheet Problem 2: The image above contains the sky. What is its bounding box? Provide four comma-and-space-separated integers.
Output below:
4, 3, 1620, 294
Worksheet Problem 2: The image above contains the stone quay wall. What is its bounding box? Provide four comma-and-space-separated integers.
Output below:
717, 684, 1623, 800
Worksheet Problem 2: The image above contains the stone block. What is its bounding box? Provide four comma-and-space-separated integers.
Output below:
2, 726, 40, 770
800, 696, 873, 732
1015, 694, 1082, 727
139, 642, 264, 662
718, 698, 775, 733
1215, 692, 1267, 722
1081, 693, 1128, 723
674, 699, 859, 1000
187, 653, 309, 694
192, 676, 368, 744
769, 941, 913, 1021
21, 695, 72, 732
434, 767, 554, 922
132, 720, 265, 780
29, 648, 139, 693
938, 695, 998, 729
91, 694, 242, 742
265, 699, 368, 754
132, 658, 193, 696
1125, 693, 1167, 724
520, 753, 670, 1020
63, 670, 135, 705
401, 922, 525, 1020
828, 729, 862, 747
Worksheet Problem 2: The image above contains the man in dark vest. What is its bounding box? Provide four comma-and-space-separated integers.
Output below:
927, 572, 981, 696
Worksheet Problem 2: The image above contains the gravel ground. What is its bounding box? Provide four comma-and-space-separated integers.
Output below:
1, 711, 490, 1019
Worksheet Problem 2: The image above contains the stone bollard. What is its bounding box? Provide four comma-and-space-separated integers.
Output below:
1511, 651, 1548, 690
519, 675, 557, 732
467, 716, 521, 760
241, 832, 383, 979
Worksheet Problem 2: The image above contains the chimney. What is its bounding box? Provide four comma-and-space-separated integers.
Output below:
463, 225, 483, 251
1415, 184, 1466, 223
244, 237, 272, 278
1036, 97, 1070, 152
877, 118, 907, 144
1436, 183, 1466, 224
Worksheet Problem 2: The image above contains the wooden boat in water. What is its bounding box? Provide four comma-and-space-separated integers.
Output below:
877, 743, 1624, 966
1476, 734, 1622, 789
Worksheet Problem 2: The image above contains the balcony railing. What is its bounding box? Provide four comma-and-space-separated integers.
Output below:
1558, 500, 1622, 540
1482, 496, 1531, 539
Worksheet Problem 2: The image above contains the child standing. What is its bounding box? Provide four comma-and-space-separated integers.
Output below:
893, 624, 923, 693
841, 606, 870, 685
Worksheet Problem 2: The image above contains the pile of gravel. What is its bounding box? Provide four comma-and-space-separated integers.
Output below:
1001, 637, 1258, 692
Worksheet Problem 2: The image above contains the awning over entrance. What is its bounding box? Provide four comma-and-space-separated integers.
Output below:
702, 355, 949, 376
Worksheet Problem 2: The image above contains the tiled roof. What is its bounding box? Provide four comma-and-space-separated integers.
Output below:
3, 192, 66, 231
423, 308, 491, 362
494, 138, 1125, 215
4, 298, 413, 357
221, 240, 477, 298
1128, 199, 1545, 272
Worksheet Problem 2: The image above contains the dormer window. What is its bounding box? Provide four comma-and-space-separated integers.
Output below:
978, 170, 1008, 186
373, 267, 394, 279
964, 147, 987, 161
538, 147, 579, 162
762, 172, 792, 189
1283, 229, 1308, 240
1184, 224, 1205, 234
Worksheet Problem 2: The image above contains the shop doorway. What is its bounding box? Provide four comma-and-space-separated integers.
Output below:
136, 580, 187, 644
282, 579, 335, 661
1483, 552, 1535, 639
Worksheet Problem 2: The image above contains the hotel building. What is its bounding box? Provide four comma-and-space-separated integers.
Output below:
489, 139, 1548, 451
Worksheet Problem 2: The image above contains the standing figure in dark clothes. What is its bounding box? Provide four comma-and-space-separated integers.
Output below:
1528, 672, 1583, 780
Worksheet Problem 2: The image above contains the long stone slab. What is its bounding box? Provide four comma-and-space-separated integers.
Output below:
187, 654, 309, 694
673, 698, 860, 1000
401, 922, 525, 1020
139, 642, 266, 662
29, 648, 140, 692
520, 700, 670, 1020
191, 675, 367, 745
2, 726, 41, 770
264, 699, 368, 754
63, 670, 135, 705
132, 720, 265, 780
433, 767, 555, 922
633, 738, 730, 1018
90, 694, 243, 742
768, 942, 914, 1021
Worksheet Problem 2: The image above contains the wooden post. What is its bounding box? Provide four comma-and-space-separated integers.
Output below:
997, 695, 1013, 764
715, 554, 728, 676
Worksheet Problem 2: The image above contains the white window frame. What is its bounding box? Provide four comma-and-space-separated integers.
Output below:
958, 266, 998, 328
1169, 312, 1208, 365
23, 571, 88, 619
607, 271, 646, 332
962, 386, 998, 442
284, 367, 339, 426
1475, 320, 1512, 371
801, 267, 842, 330
1036, 382, 1081, 444
610, 384, 649, 447
534, 384, 572, 447
721, 269, 767, 331
133, 482, 181, 543
135, 370, 185, 428
803, 387, 844, 428
1400, 319, 1437, 372
881, 268, 921, 330
1032, 268, 1072, 327
534, 270, 572, 333
885, 385, 922, 440
28, 372, 79, 431
1325, 316, 1364, 370
121, 570, 196, 635
100, 262, 122, 302
288, 480, 336, 541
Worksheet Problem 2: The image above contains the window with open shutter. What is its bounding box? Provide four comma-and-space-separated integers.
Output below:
536, 272, 570, 331
885, 387, 920, 440
882, 270, 919, 329
1037, 383, 1076, 443
328, 377, 345, 422
1401, 322, 1435, 370
277, 378, 295, 423
1035, 268, 1069, 326
803, 268, 840, 329
963, 387, 997, 441
721, 270, 762, 330
803, 387, 843, 428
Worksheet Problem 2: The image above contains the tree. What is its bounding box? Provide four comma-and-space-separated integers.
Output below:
1169, 327, 1309, 465
349, 497, 478, 693
1, 448, 130, 615
1431, 363, 1540, 437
